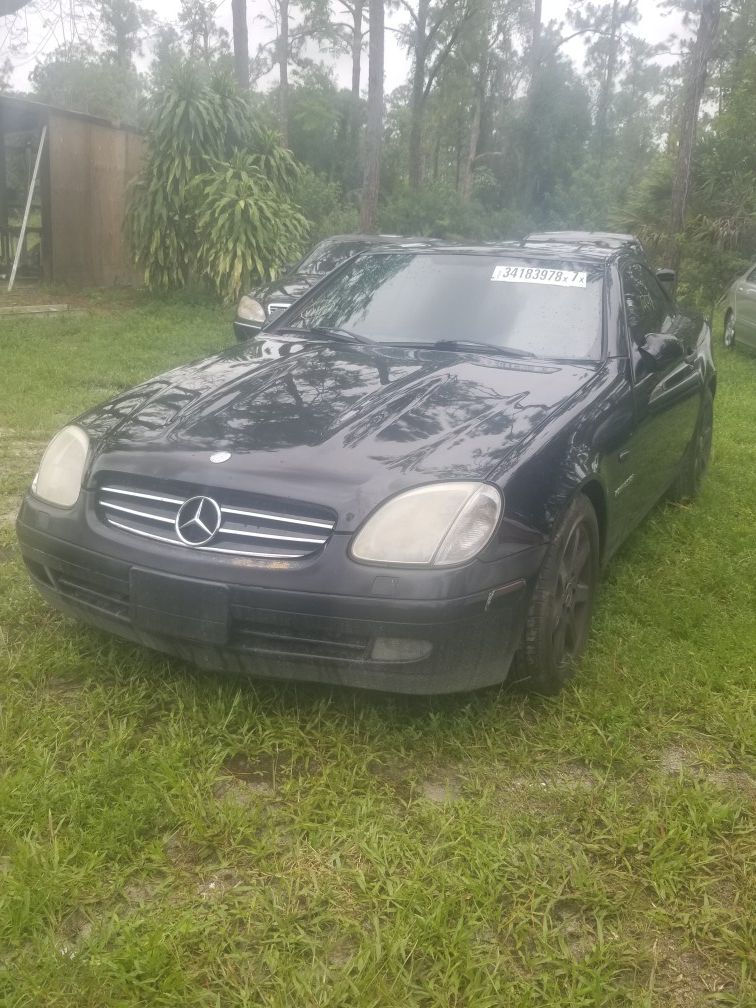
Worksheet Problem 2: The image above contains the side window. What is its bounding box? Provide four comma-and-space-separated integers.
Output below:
316, 243, 364, 274
746, 265, 756, 283
621, 262, 671, 343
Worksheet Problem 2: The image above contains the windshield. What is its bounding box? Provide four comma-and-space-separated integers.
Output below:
296, 239, 369, 276
280, 252, 605, 360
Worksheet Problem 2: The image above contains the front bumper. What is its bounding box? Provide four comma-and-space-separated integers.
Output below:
16, 497, 541, 694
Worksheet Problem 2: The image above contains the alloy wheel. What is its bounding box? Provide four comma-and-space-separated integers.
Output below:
724, 313, 735, 349
551, 519, 594, 672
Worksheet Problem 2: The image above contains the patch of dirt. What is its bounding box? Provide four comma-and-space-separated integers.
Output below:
226, 751, 284, 786
41, 678, 89, 713
512, 764, 600, 792
196, 869, 245, 900
492, 764, 601, 816
0, 286, 140, 314
551, 901, 597, 960
54, 875, 170, 956
0, 436, 48, 459
56, 908, 94, 959
213, 749, 320, 804
659, 746, 755, 800
706, 768, 756, 799
213, 752, 286, 802
418, 772, 464, 803
649, 935, 735, 1007
122, 879, 163, 906
366, 759, 413, 802
660, 746, 694, 775
326, 936, 359, 967
213, 776, 274, 805
162, 831, 207, 869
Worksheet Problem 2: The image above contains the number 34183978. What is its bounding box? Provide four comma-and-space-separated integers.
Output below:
491, 265, 587, 288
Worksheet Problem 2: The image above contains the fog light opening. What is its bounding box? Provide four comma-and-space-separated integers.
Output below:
370, 637, 433, 662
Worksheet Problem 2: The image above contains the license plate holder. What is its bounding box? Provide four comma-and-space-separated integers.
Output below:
130, 569, 228, 645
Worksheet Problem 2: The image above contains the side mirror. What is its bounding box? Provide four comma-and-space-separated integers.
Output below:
655, 267, 676, 299
639, 333, 685, 371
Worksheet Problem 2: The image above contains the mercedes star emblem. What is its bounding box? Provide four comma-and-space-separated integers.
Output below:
175, 496, 222, 546
210, 451, 231, 464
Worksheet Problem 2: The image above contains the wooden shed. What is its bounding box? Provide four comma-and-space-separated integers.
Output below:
0, 95, 144, 287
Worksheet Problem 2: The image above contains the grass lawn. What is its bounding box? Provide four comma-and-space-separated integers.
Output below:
0, 292, 754, 1007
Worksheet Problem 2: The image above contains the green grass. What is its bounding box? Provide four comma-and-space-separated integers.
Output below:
0, 293, 754, 1007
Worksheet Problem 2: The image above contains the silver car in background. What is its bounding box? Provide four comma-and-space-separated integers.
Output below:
723, 263, 756, 350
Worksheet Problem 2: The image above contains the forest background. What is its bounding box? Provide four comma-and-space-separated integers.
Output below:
1, 0, 754, 309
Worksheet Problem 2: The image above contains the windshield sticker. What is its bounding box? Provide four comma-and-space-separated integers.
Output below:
491, 265, 587, 288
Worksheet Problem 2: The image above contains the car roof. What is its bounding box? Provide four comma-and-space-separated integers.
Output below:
321, 233, 438, 246
523, 231, 644, 256
352, 231, 644, 266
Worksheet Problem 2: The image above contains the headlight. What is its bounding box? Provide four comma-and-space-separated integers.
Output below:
236, 295, 266, 324
32, 425, 89, 507
351, 482, 502, 567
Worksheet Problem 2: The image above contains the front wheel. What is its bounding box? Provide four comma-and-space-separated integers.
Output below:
724, 311, 736, 350
513, 495, 599, 695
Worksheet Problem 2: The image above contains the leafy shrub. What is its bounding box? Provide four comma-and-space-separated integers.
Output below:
192, 154, 308, 299
127, 62, 307, 300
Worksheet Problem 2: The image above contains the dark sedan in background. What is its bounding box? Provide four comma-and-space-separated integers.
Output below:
234, 233, 434, 341
18, 233, 714, 695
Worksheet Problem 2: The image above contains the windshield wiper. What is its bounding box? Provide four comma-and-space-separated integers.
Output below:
272, 326, 373, 345
429, 339, 536, 359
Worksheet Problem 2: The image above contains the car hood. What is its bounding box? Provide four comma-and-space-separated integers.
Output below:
81, 337, 598, 529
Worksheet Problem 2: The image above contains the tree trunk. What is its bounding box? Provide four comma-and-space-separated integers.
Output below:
350, 0, 364, 138
360, 0, 384, 231
455, 109, 464, 190
432, 130, 441, 182
459, 0, 492, 202
665, 0, 721, 269
593, 0, 619, 167
231, 0, 249, 92
278, 0, 290, 144
459, 83, 483, 201
408, 0, 430, 189
518, 0, 543, 213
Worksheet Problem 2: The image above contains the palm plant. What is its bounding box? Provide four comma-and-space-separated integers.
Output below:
127, 62, 307, 299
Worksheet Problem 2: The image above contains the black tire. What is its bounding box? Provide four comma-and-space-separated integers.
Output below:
724, 311, 736, 350
513, 495, 600, 695
669, 386, 714, 502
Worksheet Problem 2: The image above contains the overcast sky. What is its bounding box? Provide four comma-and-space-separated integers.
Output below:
4, 0, 686, 94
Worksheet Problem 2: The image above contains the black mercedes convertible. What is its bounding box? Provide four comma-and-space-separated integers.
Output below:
17, 233, 715, 694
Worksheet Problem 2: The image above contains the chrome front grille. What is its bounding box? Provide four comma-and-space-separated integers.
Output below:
96, 484, 335, 559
